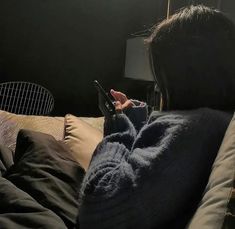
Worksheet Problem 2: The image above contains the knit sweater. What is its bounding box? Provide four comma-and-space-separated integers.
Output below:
78, 107, 232, 229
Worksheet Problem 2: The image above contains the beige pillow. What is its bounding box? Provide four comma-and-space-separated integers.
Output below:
187, 114, 235, 229
0, 110, 64, 151
64, 114, 104, 170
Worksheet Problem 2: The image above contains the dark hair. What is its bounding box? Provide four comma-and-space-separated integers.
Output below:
148, 5, 235, 111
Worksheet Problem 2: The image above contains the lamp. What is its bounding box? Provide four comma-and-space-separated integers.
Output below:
124, 36, 155, 82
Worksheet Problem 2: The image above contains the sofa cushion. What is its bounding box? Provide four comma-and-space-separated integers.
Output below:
222, 183, 235, 228
187, 114, 235, 229
0, 110, 64, 151
64, 114, 104, 170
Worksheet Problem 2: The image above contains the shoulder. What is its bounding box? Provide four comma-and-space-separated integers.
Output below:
148, 108, 232, 125
141, 108, 233, 144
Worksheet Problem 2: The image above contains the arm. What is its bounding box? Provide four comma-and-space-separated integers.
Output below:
79, 113, 138, 228
124, 99, 148, 132
110, 89, 148, 132
80, 112, 181, 229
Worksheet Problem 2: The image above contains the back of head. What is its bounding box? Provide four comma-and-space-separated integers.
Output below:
149, 5, 235, 111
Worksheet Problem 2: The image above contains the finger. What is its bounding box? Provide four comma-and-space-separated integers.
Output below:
110, 89, 119, 101
110, 89, 124, 102
122, 100, 134, 110
114, 101, 122, 112
110, 89, 127, 104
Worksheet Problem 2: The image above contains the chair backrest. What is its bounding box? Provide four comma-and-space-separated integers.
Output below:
0, 81, 54, 115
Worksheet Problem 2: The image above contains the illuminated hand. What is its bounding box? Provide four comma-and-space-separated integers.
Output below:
110, 89, 134, 112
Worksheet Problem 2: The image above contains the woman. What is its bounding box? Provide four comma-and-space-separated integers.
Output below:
78, 5, 235, 229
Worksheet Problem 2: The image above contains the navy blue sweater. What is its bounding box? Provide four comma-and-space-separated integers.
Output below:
78, 108, 232, 229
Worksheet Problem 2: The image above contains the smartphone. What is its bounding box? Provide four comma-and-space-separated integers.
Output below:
93, 80, 116, 117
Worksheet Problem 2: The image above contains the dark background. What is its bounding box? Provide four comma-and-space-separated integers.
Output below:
0, 0, 234, 116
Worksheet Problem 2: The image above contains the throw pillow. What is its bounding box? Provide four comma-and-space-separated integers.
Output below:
0, 110, 64, 151
64, 114, 104, 171
5, 129, 85, 228
187, 115, 235, 229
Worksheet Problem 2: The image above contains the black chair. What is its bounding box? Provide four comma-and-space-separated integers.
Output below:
0, 81, 54, 115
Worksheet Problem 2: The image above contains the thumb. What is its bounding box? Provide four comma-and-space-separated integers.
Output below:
122, 100, 134, 110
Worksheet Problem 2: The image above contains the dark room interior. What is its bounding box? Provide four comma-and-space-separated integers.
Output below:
0, 0, 234, 116
1, 1, 235, 229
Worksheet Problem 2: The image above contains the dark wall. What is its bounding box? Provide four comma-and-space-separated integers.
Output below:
0, 0, 167, 116
221, 0, 235, 22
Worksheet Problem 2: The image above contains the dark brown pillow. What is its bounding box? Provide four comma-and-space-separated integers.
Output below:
5, 129, 85, 228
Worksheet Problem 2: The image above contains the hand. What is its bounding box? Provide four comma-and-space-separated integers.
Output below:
110, 89, 134, 112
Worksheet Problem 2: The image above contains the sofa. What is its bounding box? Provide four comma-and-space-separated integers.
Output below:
0, 110, 104, 170
0, 109, 234, 229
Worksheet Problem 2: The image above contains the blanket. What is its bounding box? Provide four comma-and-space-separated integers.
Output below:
0, 129, 85, 229
79, 108, 232, 229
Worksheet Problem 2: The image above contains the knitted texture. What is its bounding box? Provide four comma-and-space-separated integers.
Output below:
78, 108, 232, 229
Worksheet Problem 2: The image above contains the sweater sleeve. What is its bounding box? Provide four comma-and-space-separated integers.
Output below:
123, 99, 148, 132
78, 113, 139, 228
81, 113, 137, 195
79, 111, 181, 229
79, 111, 189, 229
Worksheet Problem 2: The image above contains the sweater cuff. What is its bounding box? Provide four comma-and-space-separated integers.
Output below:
124, 100, 148, 132
103, 113, 136, 136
